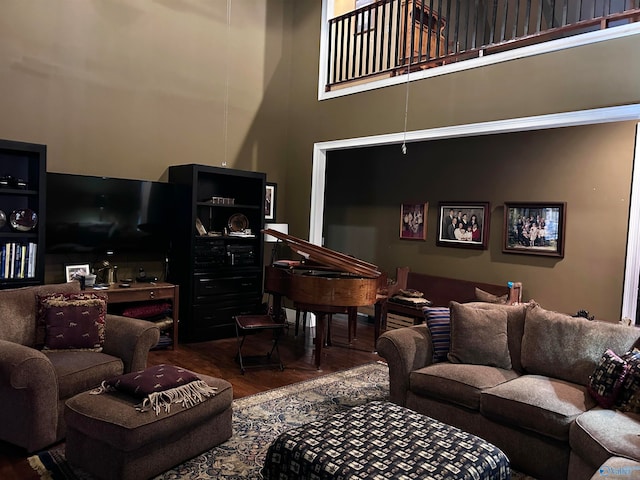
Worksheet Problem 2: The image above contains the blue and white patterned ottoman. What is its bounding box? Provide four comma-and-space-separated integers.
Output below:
262, 401, 510, 480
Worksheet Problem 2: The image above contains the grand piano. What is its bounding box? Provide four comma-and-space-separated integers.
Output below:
263, 228, 388, 369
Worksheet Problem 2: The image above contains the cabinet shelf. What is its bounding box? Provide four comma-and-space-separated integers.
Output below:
0, 188, 38, 196
196, 202, 261, 210
0, 139, 46, 288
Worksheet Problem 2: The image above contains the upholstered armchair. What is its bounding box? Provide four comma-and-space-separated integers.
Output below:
0, 282, 160, 452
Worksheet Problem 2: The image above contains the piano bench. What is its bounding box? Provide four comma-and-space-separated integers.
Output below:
234, 314, 286, 374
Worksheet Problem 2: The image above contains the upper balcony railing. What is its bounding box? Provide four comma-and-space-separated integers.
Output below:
325, 0, 640, 91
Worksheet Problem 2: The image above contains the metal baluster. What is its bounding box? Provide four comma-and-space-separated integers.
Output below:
327, 20, 334, 87
501, 0, 509, 41
490, 0, 498, 43
561, 0, 568, 26
378, 1, 387, 71
513, 0, 521, 39
524, 0, 532, 35
472, 0, 480, 49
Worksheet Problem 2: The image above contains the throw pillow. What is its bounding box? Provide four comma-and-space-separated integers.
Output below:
616, 348, 640, 410
423, 307, 451, 363
93, 364, 218, 414
37, 292, 107, 351
587, 349, 629, 408
447, 301, 512, 370
474, 287, 508, 305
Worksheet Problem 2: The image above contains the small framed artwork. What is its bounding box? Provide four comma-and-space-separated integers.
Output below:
265, 183, 277, 221
65, 263, 91, 282
437, 202, 490, 249
400, 202, 428, 240
503, 202, 566, 257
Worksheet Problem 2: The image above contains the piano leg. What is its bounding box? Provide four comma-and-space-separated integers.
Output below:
314, 312, 326, 370
373, 299, 388, 352
347, 307, 358, 344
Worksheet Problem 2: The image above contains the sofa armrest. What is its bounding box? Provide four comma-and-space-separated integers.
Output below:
376, 325, 432, 406
103, 315, 160, 372
0, 339, 59, 451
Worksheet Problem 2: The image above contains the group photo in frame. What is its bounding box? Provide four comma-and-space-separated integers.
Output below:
400, 202, 428, 240
436, 202, 490, 249
265, 183, 277, 221
503, 202, 566, 257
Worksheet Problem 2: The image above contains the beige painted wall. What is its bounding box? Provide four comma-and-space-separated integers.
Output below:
324, 123, 636, 320
285, 3, 640, 321
0, 0, 292, 193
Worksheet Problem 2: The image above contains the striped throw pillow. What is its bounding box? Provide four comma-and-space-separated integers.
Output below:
423, 307, 451, 363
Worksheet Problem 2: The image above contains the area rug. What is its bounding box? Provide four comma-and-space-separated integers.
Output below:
29, 362, 390, 480
29, 361, 535, 480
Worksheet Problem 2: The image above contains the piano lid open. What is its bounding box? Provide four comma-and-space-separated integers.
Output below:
263, 228, 382, 279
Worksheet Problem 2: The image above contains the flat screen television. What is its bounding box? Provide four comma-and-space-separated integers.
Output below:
46, 173, 184, 255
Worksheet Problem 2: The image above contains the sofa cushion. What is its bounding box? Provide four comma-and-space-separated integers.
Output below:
38, 292, 107, 351
570, 408, 640, 468
587, 349, 630, 408
447, 302, 512, 370
423, 307, 451, 363
410, 362, 519, 410
521, 304, 640, 385
46, 350, 124, 399
0, 282, 81, 347
617, 348, 640, 411
481, 374, 596, 441
460, 301, 528, 373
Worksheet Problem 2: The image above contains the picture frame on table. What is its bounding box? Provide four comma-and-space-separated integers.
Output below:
265, 183, 277, 221
65, 263, 91, 283
436, 202, 490, 249
503, 202, 566, 257
400, 202, 428, 240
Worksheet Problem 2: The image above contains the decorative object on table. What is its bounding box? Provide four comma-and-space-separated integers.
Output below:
64, 263, 91, 283
265, 182, 277, 221
436, 201, 490, 249
9, 208, 38, 231
400, 202, 427, 240
228, 213, 249, 232
210, 196, 235, 205
195, 217, 207, 236
0, 175, 27, 189
0, 209, 5, 228
503, 202, 566, 257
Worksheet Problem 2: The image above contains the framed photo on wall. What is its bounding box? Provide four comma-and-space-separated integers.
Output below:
400, 202, 428, 240
503, 202, 566, 257
265, 183, 277, 221
436, 202, 490, 249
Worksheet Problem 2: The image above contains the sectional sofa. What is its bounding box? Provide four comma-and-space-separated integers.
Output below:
377, 301, 640, 480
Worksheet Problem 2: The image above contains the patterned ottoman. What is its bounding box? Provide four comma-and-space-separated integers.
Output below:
262, 401, 510, 480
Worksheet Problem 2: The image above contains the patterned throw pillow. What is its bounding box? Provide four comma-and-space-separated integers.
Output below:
587, 349, 629, 408
103, 364, 200, 398
94, 364, 218, 414
616, 348, 640, 410
37, 292, 107, 351
423, 307, 451, 363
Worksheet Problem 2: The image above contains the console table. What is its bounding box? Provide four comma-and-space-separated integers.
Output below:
104, 282, 179, 350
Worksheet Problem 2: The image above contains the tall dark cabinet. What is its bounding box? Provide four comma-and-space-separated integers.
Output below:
0, 139, 46, 289
168, 164, 266, 342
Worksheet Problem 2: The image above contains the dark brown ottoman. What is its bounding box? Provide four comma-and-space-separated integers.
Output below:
64, 372, 233, 480
262, 401, 511, 479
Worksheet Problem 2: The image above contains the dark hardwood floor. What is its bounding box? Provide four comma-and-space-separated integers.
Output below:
0, 314, 383, 480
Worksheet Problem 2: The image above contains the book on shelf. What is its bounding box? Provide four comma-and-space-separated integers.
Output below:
0, 242, 37, 280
